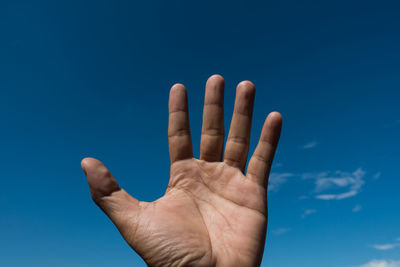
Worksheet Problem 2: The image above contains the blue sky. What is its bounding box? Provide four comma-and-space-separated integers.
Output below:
1, 0, 400, 266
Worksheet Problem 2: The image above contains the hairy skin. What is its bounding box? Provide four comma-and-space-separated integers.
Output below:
82, 74, 282, 267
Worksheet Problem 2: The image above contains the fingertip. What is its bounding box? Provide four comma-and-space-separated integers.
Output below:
237, 80, 255, 93
81, 157, 94, 175
266, 111, 282, 127
236, 81, 256, 106
207, 74, 225, 85
269, 111, 282, 118
204, 74, 225, 105
169, 83, 189, 111
81, 158, 120, 201
80, 159, 137, 222
268, 111, 283, 122
81, 157, 101, 172
170, 83, 187, 94
81, 157, 91, 169
259, 112, 283, 147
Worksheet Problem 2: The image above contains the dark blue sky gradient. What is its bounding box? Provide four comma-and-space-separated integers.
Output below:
1, 0, 400, 266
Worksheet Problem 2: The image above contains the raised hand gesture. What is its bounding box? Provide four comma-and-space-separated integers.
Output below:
82, 74, 282, 267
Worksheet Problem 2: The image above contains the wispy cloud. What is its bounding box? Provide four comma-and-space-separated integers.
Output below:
302, 141, 318, 149
352, 204, 362, 212
301, 209, 317, 219
369, 237, 400, 251
268, 173, 293, 192
357, 260, 400, 267
373, 172, 381, 180
271, 227, 291, 235
316, 191, 358, 200
303, 168, 366, 200
370, 244, 400, 250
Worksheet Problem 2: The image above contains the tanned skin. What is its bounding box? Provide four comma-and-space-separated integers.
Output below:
81, 74, 283, 267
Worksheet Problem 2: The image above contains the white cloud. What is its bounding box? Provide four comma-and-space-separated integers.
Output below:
397, 238, 400, 242
357, 260, 400, 267
268, 173, 293, 192
374, 172, 382, 180
316, 190, 358, 200
371, 244, 400, 250
302, 141, 317, 149
271, 227, 291, 235
353, 204, 362, 212
301, 209, 317, 219
303, 168, 366, 200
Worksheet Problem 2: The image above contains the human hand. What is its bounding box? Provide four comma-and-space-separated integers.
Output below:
81, 75, 282, 267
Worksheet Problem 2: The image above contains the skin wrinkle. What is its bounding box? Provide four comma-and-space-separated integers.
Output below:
199, 151, 222, 161
226, 135, 250, 145
204, 102, 223, 108
167, 182, 256, 267
137, 209, 185, 266
169, 160, 266, 217
229, 112, 253, 124
233, 109, 254, 117
246, 170, 271, 187
174, 184, 234, 231
258, 139, 275, 151
179, 252, 212, 267
251, 153, 272, 167
223, 155, 243, 165
119, 201, 147, 245
168, 129, 191, 137
256, 151, 273, 163
150, 188, 215, 267
200, 136, 224, 161
201, 131, 224, 136
168, 109, 188, 116
196, 160, 266, 217
168, 187, 215, 265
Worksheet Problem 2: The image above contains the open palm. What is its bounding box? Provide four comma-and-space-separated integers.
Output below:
82, 75, 282, 267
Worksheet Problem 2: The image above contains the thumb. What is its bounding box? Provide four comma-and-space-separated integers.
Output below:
81, 157, 141, 228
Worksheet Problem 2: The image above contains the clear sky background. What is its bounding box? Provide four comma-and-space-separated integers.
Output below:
1, 0, 399, 266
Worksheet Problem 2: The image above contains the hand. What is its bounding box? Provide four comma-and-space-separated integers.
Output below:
81, 75, 282, 267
